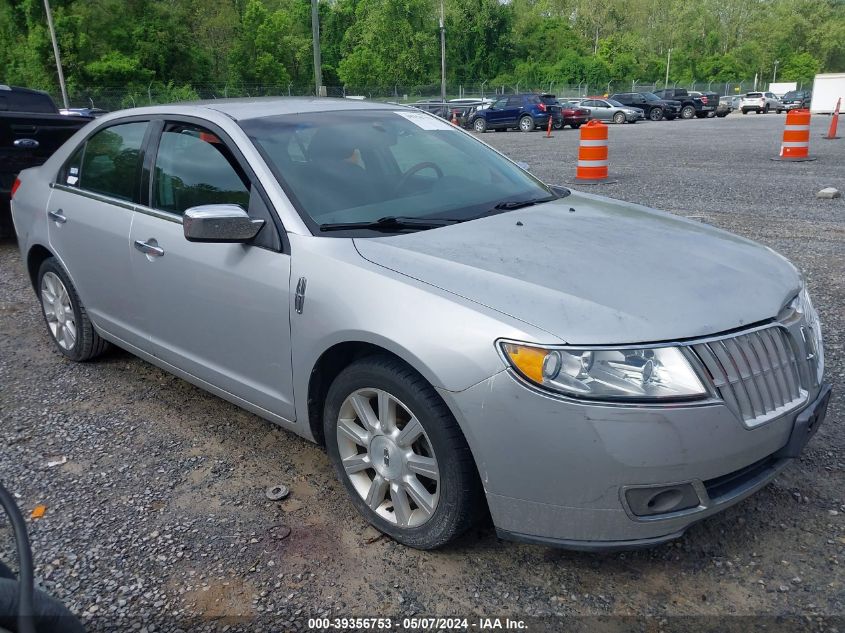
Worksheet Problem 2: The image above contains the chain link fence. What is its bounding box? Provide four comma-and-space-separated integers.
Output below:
56, 79, 769, 111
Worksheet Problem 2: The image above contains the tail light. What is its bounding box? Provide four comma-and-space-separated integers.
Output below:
538, 102, 546, 112
10, 177, 21, 200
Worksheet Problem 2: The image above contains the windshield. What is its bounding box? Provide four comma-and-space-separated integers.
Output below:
641, 93, 660, 102
606, 99, 625, 107
783, 91, 802, 99
240, 109, 553, 233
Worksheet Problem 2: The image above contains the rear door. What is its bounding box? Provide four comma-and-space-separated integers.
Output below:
128, 119, 295, 420
47, 119, 150, 347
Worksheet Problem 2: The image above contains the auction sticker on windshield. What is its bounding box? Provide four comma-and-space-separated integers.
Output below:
394, 110, 456, 130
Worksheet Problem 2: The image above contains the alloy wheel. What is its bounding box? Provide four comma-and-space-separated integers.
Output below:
41, 271, 76, 350
336, 388, 440, 528
519, 117, 533, 132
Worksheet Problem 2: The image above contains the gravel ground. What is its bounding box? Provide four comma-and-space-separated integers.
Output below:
0, 113, 843, 632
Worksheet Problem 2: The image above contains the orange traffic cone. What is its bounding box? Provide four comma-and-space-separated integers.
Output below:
575, 120, 614, 183
773, 109, 815, 162
543, 115, 554, 138
824, 97, 841, 139
451, 110, 459, 126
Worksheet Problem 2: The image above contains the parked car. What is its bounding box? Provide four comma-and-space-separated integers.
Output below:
469, 93, 561, 132
740, 92, 784, 114
0, 85, 92, 238
555, 101, 591, 128
577, 98, 644, 124
653, 88, 709, 119
687, 91, 721, 118
609, 92, 681, 121
449, 97, 493, 110
781, 91, 812, 110
715, 96, 734, 117
11, 99, 829, 551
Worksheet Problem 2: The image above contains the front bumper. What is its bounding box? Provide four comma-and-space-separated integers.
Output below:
440, 365, 830, 550
625, 111, 644, 121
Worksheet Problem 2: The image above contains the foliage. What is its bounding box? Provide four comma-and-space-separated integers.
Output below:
0, 0, 842, 98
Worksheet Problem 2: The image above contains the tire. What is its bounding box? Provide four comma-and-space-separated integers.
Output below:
706, 110, 716, 118
681, 105, 696, 119
0, 203, 13, 240
717, 112, 729, 118
553, 120, 563, 130
472, 118, 487, 133
612, 111, 626, 124
571, 123, 582, 129
649, 108, 663, 121
0, 578, 86, 633
764, 104, 770, 114
37, 257, 109, 362
324, 355, 481, 549
518, 116, 534, 132
741, 109, 748, 115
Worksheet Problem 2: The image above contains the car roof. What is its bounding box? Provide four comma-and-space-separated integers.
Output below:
125, 97, 410, 121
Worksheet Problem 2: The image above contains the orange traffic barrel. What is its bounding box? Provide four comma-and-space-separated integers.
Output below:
774, 109, 815, 161
575, 120, 611, 183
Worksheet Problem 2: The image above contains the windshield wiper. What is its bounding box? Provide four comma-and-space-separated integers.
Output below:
319, 216, 461, 232
493, 195, 559, 211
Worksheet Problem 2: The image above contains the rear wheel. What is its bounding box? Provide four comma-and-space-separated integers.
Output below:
473, 118, 487, 133
649, 108, 663, 121
37, 257, 109, 362
706, 111, 716, 118
681, 105, 696, 119
741, 109, 749, 115
518, 115, 534, 132
324, 356, 481, 549
612, 111, 626, 124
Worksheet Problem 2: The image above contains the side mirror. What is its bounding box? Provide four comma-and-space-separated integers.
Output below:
183, 204, 264, 243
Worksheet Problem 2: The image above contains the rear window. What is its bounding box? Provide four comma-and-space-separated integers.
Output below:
3, 90, 57, 113
746, 93, 763, 98
539, 95, 557, 105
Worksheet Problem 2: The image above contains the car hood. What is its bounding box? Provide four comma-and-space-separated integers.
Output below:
353, 192, 800, 345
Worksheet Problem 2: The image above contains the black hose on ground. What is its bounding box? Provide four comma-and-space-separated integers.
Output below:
0, 483, 35, 633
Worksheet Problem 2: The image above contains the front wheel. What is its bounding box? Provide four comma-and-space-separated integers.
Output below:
473, 118, 487, 133
612, 111, 626, 124
37, 257, 109, 362
518, 116, 535, 132
706, 111, 716, 118
324, 356, 481, 549
681, 105, 696, 119
649, 108, 663, 121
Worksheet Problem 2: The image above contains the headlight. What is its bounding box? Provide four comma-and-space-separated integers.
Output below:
500, 342, 707, 401
791, 286, 824, 381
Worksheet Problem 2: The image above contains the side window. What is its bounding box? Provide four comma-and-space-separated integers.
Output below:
79, 122, 148, 201
61, 144, 85, 186
506, 96, 522, 108
491, 98, 507, 109
153, 123, 250, 215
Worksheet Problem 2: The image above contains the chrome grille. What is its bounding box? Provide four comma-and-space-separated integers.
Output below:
692, 326, 805, 426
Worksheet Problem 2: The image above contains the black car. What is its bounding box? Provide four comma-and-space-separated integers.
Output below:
0, 85, 92, 237
653, 88, 709, 119
781, 91, 812, 110
609, 92, 681, 121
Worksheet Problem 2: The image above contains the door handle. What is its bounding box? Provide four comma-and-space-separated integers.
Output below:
134, 239, 165, 257
48, 209, 67, 224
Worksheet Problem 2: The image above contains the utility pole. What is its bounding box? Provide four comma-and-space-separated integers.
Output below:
43, 0, 69, 109
664, 48, 671, 88
439, 0, 446, 103
311, 0, 323, 97
772, 60, 779, 84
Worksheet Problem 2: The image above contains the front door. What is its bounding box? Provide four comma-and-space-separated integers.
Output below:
129, 121, 295, 421
47, 120, 150, 347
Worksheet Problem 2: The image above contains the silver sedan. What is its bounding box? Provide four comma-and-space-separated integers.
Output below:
10, 98, 830, 550
577, 97, 645, 123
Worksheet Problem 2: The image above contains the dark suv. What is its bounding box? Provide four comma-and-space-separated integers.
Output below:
781, 91, 812, 110
609, 92, 681, 121
470, 94, 562, 133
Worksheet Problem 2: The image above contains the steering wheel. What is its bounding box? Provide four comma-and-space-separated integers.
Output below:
393, 161, 444, 194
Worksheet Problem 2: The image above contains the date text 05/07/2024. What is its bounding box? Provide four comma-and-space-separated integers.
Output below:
307, 617, 528, 630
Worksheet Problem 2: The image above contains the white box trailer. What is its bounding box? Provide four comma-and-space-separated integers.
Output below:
769, 82, 797, 96
810, 73, 845, 113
